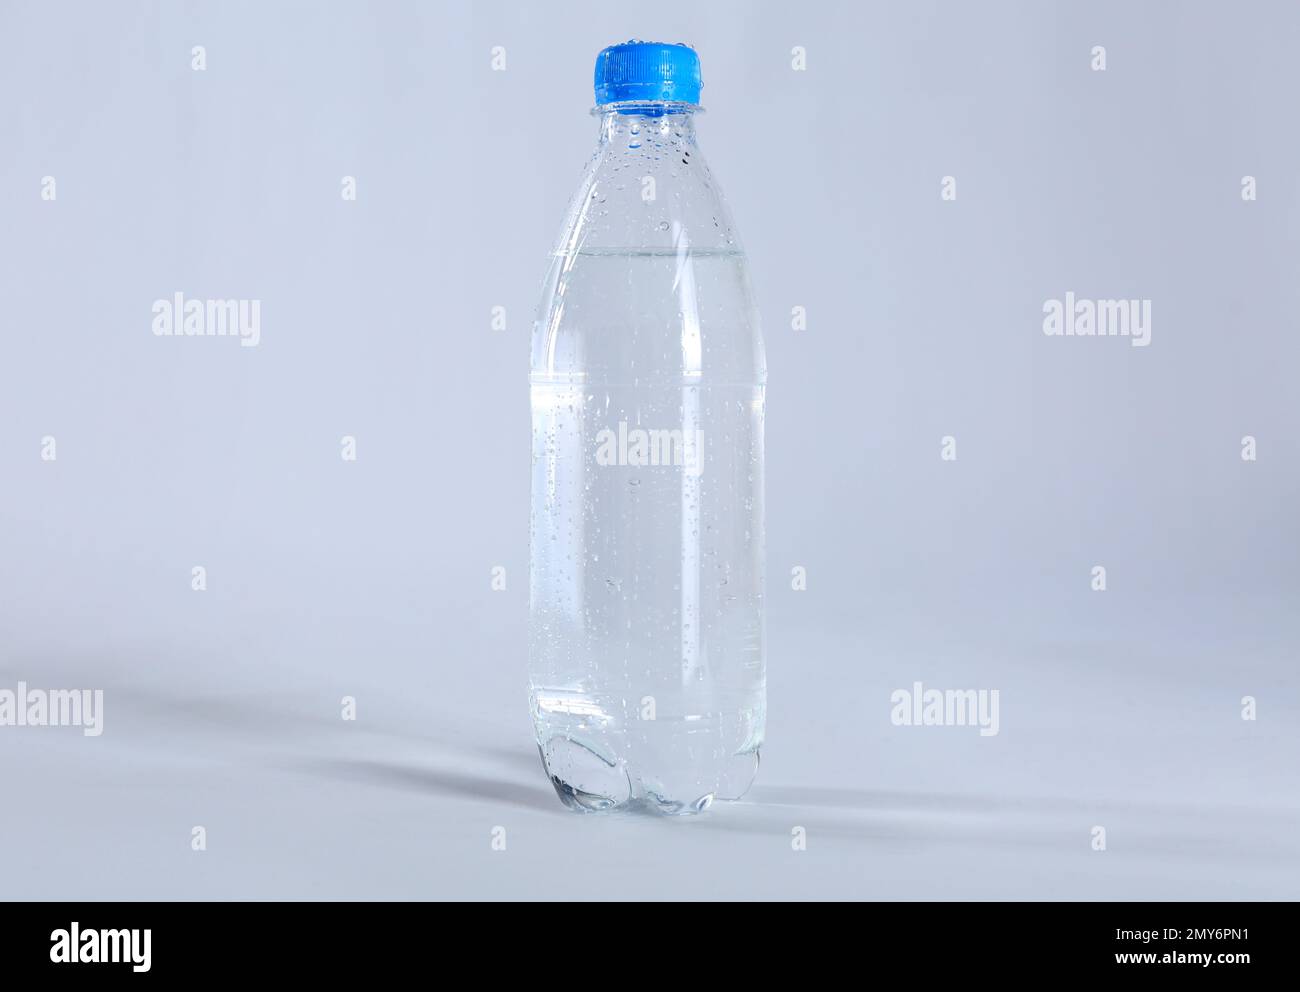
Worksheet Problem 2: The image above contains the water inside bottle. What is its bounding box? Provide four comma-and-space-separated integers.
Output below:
529, 247, 765, 814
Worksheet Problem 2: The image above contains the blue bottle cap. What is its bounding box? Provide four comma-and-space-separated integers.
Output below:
594, 40, 702, 106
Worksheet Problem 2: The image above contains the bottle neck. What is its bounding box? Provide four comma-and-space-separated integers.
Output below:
595, 104, 699, 147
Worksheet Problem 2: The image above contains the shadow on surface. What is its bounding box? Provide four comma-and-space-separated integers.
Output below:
293, 757, 558, 813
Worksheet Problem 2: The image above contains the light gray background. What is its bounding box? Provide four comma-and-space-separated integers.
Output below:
1, 0, 1297, 899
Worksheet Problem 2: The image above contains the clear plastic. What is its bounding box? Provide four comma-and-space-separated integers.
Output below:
528, 103, 766, 814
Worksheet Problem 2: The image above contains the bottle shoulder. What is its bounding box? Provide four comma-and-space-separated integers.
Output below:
550, 117, 744, 255
531, 116, 762, 380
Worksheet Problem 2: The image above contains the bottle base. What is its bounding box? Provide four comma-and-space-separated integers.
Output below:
537, 734, 759, 816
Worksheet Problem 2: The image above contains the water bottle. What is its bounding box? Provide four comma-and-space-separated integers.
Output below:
529, 41, 766, 815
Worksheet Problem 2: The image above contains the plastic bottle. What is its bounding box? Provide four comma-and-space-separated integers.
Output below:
528, 41, 766, 814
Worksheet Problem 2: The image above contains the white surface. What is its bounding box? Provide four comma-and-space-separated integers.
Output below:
5, 602, 1296, 900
